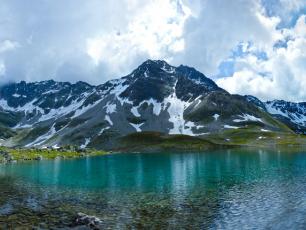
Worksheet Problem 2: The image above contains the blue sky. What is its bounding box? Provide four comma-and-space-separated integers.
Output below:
0, 0, 305, 101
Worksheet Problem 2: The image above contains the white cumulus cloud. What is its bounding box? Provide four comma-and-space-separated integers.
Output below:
217, 15, 306, 102
86, 0, 191, 77
0, 0, 305, 102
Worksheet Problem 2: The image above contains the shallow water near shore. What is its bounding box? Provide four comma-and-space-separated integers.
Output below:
1, 148, 306, 229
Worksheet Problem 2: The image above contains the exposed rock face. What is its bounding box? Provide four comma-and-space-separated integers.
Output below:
73, 212, 103, 229
0, 60, 298, 149
264, 100, 306, 134
244, 95, 306, 134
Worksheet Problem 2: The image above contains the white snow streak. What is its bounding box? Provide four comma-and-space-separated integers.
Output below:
224, 125, 239, 129
105, 115, 113, 126
233, 114, 262, 123
80, 138, 91, 149
130, 123, 144, 132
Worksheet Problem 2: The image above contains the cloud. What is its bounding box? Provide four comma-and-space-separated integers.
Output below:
0, 0, 192, 85
0, 0, 139, 84
0, 62, 5, 76
217, 15, 306, 102
261, 0, 306, 27
0, 0, 305, 102
0, 40, 19, 53
86, 0, 191, 77
172, 0, 282, 75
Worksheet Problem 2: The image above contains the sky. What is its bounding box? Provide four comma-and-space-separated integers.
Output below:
0, 0, 305, 102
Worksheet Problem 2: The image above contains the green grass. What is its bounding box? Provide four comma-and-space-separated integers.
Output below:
118, 132, 222, 152
2, 126, 306, 162
0, 147, 108, 163
204, 126, 306, 147
118, 128, 306, 152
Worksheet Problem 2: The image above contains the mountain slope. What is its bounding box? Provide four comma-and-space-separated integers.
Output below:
245, 95, 306, 134
0, 60, 296, 150
265, 100, 306, 134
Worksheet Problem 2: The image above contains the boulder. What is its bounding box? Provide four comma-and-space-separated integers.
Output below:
74, 212, 103, 229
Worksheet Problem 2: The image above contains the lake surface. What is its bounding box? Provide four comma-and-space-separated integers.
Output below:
1, 148, 306, 229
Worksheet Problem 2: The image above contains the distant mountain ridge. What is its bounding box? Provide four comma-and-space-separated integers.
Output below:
244, 95, 306, 134
0, 60, 303, 150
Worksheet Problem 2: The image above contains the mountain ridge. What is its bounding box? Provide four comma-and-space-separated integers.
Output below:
0, 59, 304, 150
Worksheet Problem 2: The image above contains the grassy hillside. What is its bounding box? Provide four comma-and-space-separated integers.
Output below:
1, 128, 306, 164
204, 127, 306, 147
117, 131, 226, 152
115, 128, 306, 152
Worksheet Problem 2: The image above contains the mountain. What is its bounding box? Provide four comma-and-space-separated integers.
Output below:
265, 100, 306, 134
0, 60, 301, 150
244, 95, 306, 134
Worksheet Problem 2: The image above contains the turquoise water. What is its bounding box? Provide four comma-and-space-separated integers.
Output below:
1, 149, 306, 228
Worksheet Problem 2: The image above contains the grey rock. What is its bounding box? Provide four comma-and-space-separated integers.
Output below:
74, 212, 103, 229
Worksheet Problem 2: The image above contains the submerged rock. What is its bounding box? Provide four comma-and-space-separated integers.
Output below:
73, 212, 103, 229
35, 155, 43, 161
0, 203, 14, 215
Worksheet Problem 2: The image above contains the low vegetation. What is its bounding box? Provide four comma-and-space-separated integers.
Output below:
204, 126, 306, 148
118, 131, 224, 152
0, 146, 107, 164
1, 125, 306, 164
117, 128, 306, 153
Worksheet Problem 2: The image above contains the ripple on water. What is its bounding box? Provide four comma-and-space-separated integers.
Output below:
1, 149, 306, 228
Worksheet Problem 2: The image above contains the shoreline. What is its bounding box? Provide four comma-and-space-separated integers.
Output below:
1, 143, 306, 165
0, 147, 109, 164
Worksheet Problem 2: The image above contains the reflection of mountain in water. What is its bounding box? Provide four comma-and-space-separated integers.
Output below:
1, 150, 306, 228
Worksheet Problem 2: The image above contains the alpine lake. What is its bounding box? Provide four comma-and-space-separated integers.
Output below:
1, 148, 306, 229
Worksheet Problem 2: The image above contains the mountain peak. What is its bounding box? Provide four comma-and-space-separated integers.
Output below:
129, 59, 175, 81
142, 59, 170, 66
139, 60, 217, 86
176, 64, 220, 90
137, 59, 174, 73
0, 59, 301, 149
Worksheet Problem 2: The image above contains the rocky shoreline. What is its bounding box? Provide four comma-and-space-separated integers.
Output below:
0, 147, 108, 164
0, 150, 17, 164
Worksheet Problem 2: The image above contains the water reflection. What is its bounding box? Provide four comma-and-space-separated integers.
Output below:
1, 149, 306, 192
1, 149, 306, 228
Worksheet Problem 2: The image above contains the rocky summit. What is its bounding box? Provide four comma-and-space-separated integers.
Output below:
0, 60, 303, 150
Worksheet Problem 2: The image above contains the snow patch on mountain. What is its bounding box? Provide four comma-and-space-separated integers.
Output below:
42, 89, 60, 95
110, 79, 132, 106
233, 114, 262, 123
130, 123, 144, 132
0, 99, 43, 114
72, 97, 103, 118
265, 103, 288, 117
265, 101, 306, 126
161, 61, 175, 73
80, 138, 91, 149
26, 125, 56, 147
192, 96, 202, 109
213, 114, 220, 121
105, 103, 116, 114
146, 99, 162, 116
166, 82, 193, 135
224, 125, 239, 129
130, 99, 162, 117
99, 126, 110, 135
131, 106, 141, 117
105, 115, 113, 126
261, 128, 270, 132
